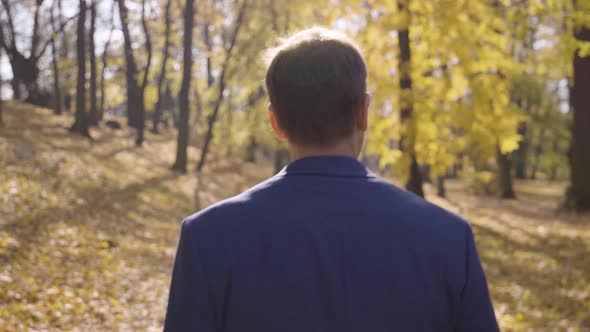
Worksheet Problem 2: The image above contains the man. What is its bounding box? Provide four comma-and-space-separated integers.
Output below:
164, 27, 499, 332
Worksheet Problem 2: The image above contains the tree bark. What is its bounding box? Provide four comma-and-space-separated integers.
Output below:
530, 127, 545, 180
0, 50, 3, 127
436, 176, 446, 198
514, 122, 528, 179
497, 146, 516, 199
136, 0, 152, 146
50, 2, 62, 115
152, 0, 171, 133
117, 0, 141, 128
171, 0, 195, 172
88, 0, 98, 125
69, 0, 90, 137
196, 1, 247, 172
99, 5, 115, 121
396, 0, 424, 197
58, 0, 68, 58
567, 25, 590, 210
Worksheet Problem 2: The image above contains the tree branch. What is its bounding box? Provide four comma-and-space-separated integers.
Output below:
34, 11, 79, 62
0, 0, 17, 49
139, 0, 152, 92
30, 0, 45, 59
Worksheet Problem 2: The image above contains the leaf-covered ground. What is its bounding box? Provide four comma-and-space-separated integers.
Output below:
1, 102, 589, 331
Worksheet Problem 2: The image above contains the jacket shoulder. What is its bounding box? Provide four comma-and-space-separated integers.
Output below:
181, 175, 283, 232
368, 176, 472, 233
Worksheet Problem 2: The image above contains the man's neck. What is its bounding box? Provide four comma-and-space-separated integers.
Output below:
289, 139, 360, 161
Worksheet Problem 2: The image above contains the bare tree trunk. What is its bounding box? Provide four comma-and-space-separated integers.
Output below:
397, 0, 424, 197
24, 0, 43, 104
196, 1, 247, 172
50, 2, 62, 115
0, 51, 3, 127
10, 79, 20, 100
514, 122, 528, 179
567, 24, 590, 210
497, 145, 516, 199
69, 0, 89, 137
171, 0, 195, 172
117, 0, 141, 128
136, 0, 152, 146
99, 5, 114, 121
204, 20, 214, 88
436, 176, 446, 198
530, 127, 545, 180
58, 0, 68, 57
58, 0, 71, 110
152, 0, 171, 133
88, 0, 98, 125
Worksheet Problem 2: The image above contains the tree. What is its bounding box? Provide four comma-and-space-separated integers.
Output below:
100, 3, 116, 121
117, 0, 142, 129
50, 0, 63, 115
88, 0, 98, 125
0, 0, 76, 103
171, 0, 196, 172
137, 0, 153, 146
69, 0, 90, 137
396, 0, 424, 197
152, 0, 172, 134
0, 48, 3, 127
196, 0, 248, 172
117, 0, 151, 146
567, 21, 590, 210
497, 145, 516, 198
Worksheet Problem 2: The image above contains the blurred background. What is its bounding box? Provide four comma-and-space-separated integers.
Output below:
0, 0, 589, 330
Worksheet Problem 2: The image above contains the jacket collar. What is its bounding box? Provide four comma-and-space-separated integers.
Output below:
280, 156, 375, 178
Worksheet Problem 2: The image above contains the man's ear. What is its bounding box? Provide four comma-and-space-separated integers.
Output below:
356, 93, 370, 131
268, 104, 287, 140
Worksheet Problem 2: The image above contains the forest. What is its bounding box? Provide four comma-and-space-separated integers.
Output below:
0, 0, 589, 330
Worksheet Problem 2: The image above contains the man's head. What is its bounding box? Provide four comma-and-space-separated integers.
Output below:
265, 27, 370, 158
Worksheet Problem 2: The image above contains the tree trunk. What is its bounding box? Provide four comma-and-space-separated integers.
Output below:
567, 25, 590, 210
88, 0, 98, 125
136, 0, 152, 147
171, 0, 195, 172
0, 51, 3, 127
100, 34, 113, 121
246, 136, 257, 162
204, 21, 214, 88
436, 176, 446, 198
58, 0, 68, 57
497, 146, 516, 199
50, 3, 62, 115
117, 0, 141, 128
514, 122, 528, 179
69, 0, 89, 137
99, 3, 115, 121
196, 1, 247, 172
397, 0, 424, 197
58, 0, 71, 110
11, 79, 20, 100
152, 0, 171, 134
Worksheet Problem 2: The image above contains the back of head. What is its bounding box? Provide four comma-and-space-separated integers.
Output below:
265, 27, 368, 147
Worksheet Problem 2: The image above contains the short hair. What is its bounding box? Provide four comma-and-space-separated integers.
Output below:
264, 27, 367, 146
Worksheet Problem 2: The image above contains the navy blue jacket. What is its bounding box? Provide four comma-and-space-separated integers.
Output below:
164, 156, 499, 332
